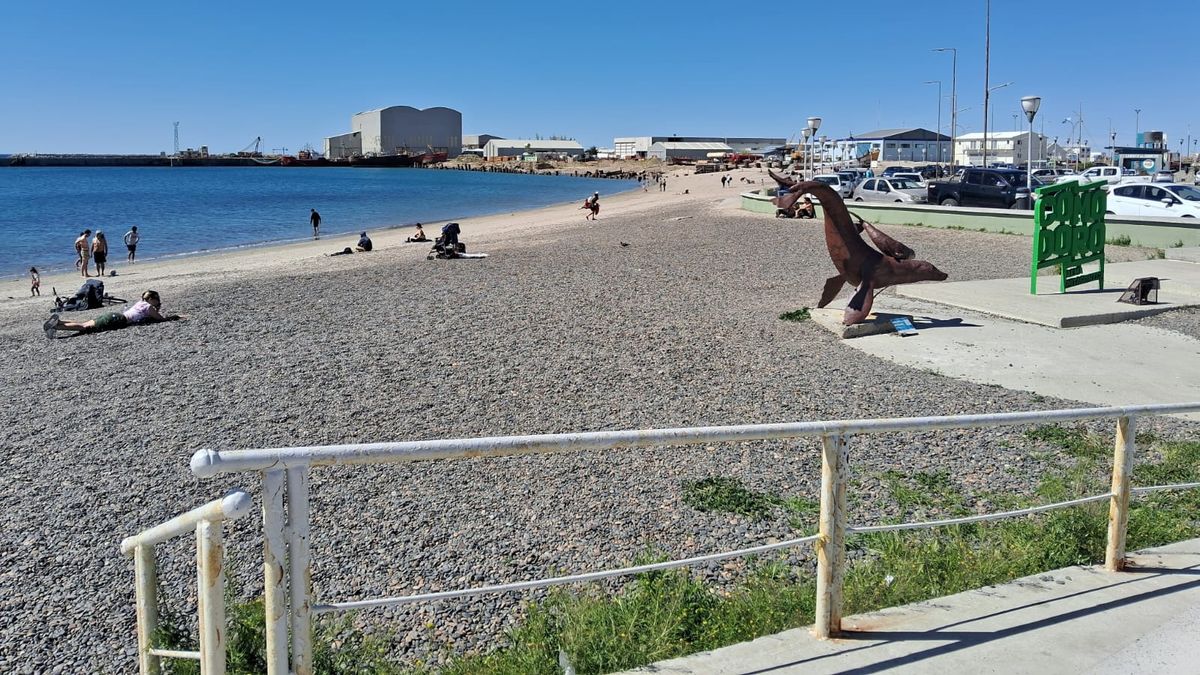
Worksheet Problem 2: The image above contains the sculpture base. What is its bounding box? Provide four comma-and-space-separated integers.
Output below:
809, 308, 915, 339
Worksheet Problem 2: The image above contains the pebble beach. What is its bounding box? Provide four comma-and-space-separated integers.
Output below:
1, 168, 1197, 671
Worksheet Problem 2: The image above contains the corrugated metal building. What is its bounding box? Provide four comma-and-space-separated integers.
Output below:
646, 141, 733, 161
615, 136, 785, 158
482, 139, 584, 159
325, 105, 462, 159
463, 134, 504, 149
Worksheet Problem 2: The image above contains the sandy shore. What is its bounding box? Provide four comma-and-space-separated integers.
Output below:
0, 166, 762, 318
1, 166, 1194, 671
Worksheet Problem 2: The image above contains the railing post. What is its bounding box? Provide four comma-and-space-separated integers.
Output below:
287, 466, 314, 675
1106, 415, 1136, 571
814, 433, 849, 638
196, 520, 227, 675
262, 469, 290, 674
133, 544, 161, 675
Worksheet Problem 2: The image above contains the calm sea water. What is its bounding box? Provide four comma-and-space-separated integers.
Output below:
0, 167, 636, 278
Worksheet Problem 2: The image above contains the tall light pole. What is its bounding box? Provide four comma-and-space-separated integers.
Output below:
1110, 130, 1117, 166
1062, 118, 1079, 171
934, 47, 958, 168
981, 0, 992, 168
807, 116, 822, 177
1134, 108, 1142, 144
983, 81, 1012, 167
924, 80, 942, 167
1021, 96, 1041, 190
802, 127, 812, 177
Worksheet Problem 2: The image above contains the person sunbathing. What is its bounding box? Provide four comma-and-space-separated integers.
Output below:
406, 223, 429, 243
44, 290, 183, 338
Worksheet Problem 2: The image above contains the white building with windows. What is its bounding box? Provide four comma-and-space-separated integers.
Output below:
614, 135, 784, 159
828, 128, 951, 166
955, 131, 1048, 167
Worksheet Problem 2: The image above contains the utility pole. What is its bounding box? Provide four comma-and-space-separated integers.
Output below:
982, 0, 991, 168
934, 47, 958, 168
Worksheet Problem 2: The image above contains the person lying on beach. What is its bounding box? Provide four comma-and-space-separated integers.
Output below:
406, 223, 429, 243
356, 232, 373, 252
43, 290, 183, 338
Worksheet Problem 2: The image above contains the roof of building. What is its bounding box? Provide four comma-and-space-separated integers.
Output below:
957, 131, 1035, 140
483, 139, 584, 150
648, 142, 733, 151
839, 128, 949, 141
353, 105, 461, 116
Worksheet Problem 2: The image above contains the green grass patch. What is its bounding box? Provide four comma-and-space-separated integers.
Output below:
682, 477, 778, 521
1024, 424, 1107, 459
778, 308, 811, 322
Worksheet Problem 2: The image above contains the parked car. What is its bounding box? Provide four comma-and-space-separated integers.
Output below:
852, 177, 928, 203
1032, 168, 1076, 182
1106, 183, 1200, 218
926, 168, 1042, 208
881, 166, 914, 177
1057, 165, 1140, 186
836, 170, 862, 189
811, 173, 855, 198
1153, 170, 1176, 183
892, 172, 927, 186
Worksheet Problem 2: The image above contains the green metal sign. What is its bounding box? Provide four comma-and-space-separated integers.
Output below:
1030, 180, 1106, 294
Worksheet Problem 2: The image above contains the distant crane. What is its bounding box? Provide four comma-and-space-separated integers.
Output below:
237, 136, 262, 157
171, 122, 180, 166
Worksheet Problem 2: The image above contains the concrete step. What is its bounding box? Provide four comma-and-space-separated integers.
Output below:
1165, 247, 1200, 263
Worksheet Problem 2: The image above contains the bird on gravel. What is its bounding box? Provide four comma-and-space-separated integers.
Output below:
619, 241, 630, 247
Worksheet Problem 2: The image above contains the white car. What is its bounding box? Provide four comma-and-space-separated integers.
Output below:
851, 177, 928, 203
892, 172, 928, 187
812, 173, 854, 198
1106, 183, 1200, 218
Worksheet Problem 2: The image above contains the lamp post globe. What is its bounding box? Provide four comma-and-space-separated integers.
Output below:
1020, 96, 1041, 190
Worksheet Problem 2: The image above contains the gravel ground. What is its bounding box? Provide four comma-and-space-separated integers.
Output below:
1133, 307, 1200, 341
1, 200, 1196, 671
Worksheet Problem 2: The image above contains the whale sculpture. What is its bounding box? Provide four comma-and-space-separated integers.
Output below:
770, 173, 948, 325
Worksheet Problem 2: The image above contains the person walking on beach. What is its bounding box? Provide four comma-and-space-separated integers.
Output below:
124, 226, 140, 263
660, 178, 667, 192
310, 209, 322, 239
75, 229, 92, 277
92, 231, 109, 277
30, 267, 41, 296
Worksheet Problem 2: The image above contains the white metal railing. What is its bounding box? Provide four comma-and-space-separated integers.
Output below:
173, 402, 1200, 675
120, 491, 253, 675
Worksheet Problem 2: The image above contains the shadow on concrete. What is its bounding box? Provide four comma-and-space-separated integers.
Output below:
740, 563, 1200, 675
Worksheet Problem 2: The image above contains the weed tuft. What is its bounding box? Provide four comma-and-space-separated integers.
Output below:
682, 477, 778, 521
778, 308, 811, 322
1106, 234, 1132, 246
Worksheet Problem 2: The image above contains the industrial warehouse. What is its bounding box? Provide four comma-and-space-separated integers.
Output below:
324, 105, 462, 161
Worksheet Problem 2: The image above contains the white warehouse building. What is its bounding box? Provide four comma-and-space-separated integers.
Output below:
324, 105, 462, 160
482, 139, 584, 159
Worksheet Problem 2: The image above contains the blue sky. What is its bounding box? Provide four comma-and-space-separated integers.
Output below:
2, 1, 1196, 155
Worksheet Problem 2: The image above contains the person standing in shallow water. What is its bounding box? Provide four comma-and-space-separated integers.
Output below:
124, 226, 140, 262
310, 209, 321, 238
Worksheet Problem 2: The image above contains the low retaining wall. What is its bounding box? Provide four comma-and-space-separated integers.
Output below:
741, 189, 1200, 249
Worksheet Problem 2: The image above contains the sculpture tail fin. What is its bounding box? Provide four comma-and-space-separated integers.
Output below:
818, 274, 846, 308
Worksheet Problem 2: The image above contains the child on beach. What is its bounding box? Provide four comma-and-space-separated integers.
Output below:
30, 267, 40, 296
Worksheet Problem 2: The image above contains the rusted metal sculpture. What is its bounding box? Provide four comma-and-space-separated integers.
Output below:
771, 174, 947, 325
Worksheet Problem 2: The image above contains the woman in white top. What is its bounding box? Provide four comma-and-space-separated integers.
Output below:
44, 290, 183, 338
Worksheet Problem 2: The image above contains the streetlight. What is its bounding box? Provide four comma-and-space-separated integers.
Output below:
1021, 95, 1041, 190
819, 135, 829, 170
1134, 108, 1142, 144
924, 80, 942, 168
801, 127, 812, 177
983, 81, 1013, 167
1062, 117, 1080, 171
1110, 130, 1117, 167
934, 47, 958, 168
807, 116, 821, 177
982, 0, 992, 168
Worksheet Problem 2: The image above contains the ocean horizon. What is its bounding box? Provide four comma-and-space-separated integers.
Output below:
0, 166, 636, 279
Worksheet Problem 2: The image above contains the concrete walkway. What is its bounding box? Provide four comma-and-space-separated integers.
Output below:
621, 538, 1200, 674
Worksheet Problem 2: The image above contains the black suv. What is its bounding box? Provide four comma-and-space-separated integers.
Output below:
926, 168, 1042, 209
